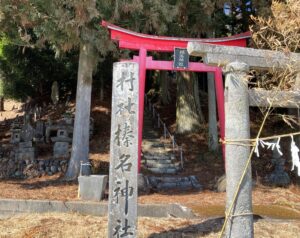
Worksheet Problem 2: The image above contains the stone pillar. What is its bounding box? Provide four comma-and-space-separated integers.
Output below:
289, 73, 300, 145
208, 72, 218, 151
108, 62, 139, 237
224, 61, 253, 238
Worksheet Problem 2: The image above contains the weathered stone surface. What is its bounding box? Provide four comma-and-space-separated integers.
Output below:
147, 167, 178, 174
249, 89, 300, 108
108, 62, 139, 237
15, 148, 35, 161
51, 137, 72, 143
0, 157, 67, 179
20, 124, 34, 142
10, 129, 21, 144
187, 42, 300, 70
189, 175, 203, 190
78, 175, 108, 201
51, 128, 72, 158
0, 199, 196, 219
19, 141, 33, 148
148, 176, 202, 191
142, 159, 173, 166
145, 161, 180, 169
45, 125, 73, 143
143, 153, 174, 161
50, 165, 58, 173
224, 61, 253, 237
34, 121, 44, 140
265, 141, 290, 187
53, 142, 69, 159
138, 174, 150, 194
62, 113, 74, 125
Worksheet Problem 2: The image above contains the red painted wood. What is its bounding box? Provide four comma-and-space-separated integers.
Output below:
102, 20, 250, 52
136, 56, 218, 72
137, 49, 147, 172
215, 69, 225, 162
119, 39, 247, 52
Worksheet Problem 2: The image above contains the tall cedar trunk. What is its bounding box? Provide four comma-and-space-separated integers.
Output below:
100, 78, 104, 101
208, 73, 219, 151
206, 24, 219, 152
193, 76, 203, 118
0, 73, 4, 111
176, 72, 204, 134
0, 97, 4, 111
159, 71, 171, 105
65, 42, 96, 180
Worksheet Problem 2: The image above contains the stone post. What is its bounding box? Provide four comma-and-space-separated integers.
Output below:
289, 73, 300, 145
108, 62, 139, 237
224, 61, 253, 238
208, 72, 218, 151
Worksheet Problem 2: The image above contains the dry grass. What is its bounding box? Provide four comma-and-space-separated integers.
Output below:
250, 0, 300, 92
0, 213, 299, 238
0, 175, 78, 201
251, 0, 300, 53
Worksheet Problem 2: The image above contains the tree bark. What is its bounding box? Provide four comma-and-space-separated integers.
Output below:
159, 71, 171, 105
0, 96, 4, 111
208, 73, 218, 151
99, 77, 104, 101
176, 72, 204, 134
65, 42, 96, 180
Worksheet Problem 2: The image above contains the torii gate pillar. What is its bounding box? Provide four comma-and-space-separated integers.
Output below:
138, 48, 147, 170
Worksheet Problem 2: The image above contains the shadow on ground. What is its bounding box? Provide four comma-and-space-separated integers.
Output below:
148, 217, 224, 237
17, 176, 77, 190
148, 215, 263, 237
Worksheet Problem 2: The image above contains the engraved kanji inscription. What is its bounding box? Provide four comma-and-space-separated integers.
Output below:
113, 218, 134, 237
114, 123, 134, 147
116, 69, 136, 92
115, 154, 132, 172
116, 97, 135, 115
113, 180, 134, 215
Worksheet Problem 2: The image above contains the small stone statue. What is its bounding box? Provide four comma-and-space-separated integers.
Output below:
51, 81, 59, 105
265, 139, 290, 186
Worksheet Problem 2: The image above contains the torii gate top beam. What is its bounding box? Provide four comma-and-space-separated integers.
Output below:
102, 20, 251, 52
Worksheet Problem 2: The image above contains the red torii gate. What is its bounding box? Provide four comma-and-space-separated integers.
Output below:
102, 21, 251, 170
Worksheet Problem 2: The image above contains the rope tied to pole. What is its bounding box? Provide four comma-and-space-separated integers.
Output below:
220, 131, 300, 146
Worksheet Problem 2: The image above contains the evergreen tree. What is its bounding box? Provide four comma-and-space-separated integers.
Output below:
0, 0, 178, 178
0, 0, 115, 179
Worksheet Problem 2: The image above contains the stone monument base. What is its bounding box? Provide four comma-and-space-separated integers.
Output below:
78, 175, 108, 201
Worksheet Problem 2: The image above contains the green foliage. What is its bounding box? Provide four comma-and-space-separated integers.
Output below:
0, 37, 9, 59
0, 0, 118, 100
0, 0, 272, 102
0, 43, 78, 100
112, 0, 177, 35
0, 0, 115, 56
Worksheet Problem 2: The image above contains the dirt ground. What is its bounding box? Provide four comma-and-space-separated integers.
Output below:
1, 99, 300, 237
0, 212, 299, 238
